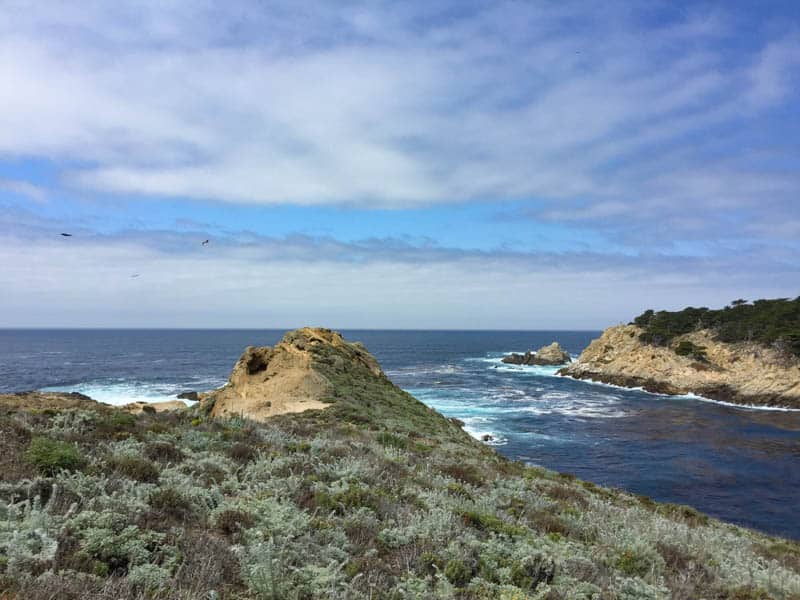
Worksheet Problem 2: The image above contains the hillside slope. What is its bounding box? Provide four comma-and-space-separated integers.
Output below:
560, 324, 800, 408
1, 328, 799, 599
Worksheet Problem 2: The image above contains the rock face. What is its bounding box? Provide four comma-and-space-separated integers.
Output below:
203, 327, 386, 421
123, 400, 188, 414
559, 324, 800, 408
502, 342, 572, 366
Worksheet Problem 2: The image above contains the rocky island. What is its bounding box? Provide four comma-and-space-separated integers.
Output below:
561, 298, 800, 409
1, 328, 799, 598
502, 342, 571, 366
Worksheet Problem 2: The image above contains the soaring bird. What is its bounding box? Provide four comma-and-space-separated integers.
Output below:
131, 274, 140, 278
201, 239, 209, 246
60, 233, 72, 237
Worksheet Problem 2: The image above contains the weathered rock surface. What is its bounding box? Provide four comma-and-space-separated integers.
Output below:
0, 391, 102, 412
176, 391, 199, 401
559, 324, 800, 408
0, 391, 190, 414
123, 400, 188, 414
202, 327, 386, 421
502, 342, 572, 366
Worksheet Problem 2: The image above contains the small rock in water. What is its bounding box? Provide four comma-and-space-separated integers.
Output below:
177, 391, 199, 401
501, 342, 571, 366
481, 434, 494, 442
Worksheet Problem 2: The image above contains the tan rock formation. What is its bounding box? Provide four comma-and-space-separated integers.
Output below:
122, 400, 188, 414
559, 325, 800, 408
0, 391, 103, 412
203, 327, 385, 421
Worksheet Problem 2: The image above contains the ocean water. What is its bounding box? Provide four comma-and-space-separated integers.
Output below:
1, 328, 799, 540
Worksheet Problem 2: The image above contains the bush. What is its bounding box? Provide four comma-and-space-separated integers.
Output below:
143, 441, 184, 464
227, 442, 257, 463
106, 455, 159, 483
107, 412, 137, 428
674, 340, 708, 361
376, 431, 407, 450
25, 437, 85, 475
510, 554, 556, 591
215, 508, 255, 537
148, 487, 194, 521
444, 558, 473, 587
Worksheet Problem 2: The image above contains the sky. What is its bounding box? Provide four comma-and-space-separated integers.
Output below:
0, 0, 799, 329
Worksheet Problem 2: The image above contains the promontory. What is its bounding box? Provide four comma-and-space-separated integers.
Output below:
560, 298, 800, 409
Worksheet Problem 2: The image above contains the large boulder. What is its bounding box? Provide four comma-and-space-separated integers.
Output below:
502, 342, 571, 366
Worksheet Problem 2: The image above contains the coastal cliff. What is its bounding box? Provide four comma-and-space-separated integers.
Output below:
560, 324, 800, 408
1, 328, 799, 598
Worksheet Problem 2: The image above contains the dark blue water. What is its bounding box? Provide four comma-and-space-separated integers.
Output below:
1, 329, 799, 540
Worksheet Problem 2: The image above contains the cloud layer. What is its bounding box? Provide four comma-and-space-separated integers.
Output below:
1, 4, 798, 216
0, 2, 798, 327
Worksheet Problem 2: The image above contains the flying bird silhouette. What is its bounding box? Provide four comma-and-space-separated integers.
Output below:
131, 274, 140, 278
60, 233, 72, 237
201, 239, 209, 245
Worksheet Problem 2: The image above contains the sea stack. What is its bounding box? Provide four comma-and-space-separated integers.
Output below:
502, 341, 571, 366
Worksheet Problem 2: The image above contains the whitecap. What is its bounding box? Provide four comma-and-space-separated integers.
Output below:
41, 380, 197, 406
558, 374, 800, 412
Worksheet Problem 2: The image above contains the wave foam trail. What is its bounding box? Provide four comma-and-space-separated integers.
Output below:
40, 378, 222, 406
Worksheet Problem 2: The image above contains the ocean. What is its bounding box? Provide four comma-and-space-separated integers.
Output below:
1, 328, 799, 540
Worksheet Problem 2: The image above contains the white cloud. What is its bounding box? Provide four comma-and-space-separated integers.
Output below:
0, 1, 796, 215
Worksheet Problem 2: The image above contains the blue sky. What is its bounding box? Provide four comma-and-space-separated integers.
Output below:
0, 1, 798, 328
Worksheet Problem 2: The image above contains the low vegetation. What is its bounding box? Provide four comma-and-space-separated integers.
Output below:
633, 297, 800, 357
1, 338, 799, 599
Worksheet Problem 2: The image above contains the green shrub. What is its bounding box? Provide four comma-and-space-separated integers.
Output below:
376, 431, 407, 450
314, 484, 382, 515
149, 487, 193, 520
25, 437, 85, 475
674, 340, 708, 361
460, 511, 525, 537
108, 412, 137, 428
510, 554, 556, 590
444, 558, 472, 587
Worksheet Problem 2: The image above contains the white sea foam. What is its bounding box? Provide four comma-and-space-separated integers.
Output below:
557, 374, 800, 412
40, 379, 221, 406
461, 416, 507, 446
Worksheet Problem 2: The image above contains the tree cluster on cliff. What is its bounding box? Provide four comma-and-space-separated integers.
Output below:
632, 296, 800, 356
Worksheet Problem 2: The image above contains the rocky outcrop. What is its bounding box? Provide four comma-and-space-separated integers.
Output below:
502, 342, 571, 366
559, 325, 800, 408
123, 400, 188, 414
176, 391, 199, 401
202, 327, 386, 421
0, 391, 102, 412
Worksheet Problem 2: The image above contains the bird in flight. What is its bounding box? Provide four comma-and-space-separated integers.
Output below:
201, 239, 209, 245
131, 274, 140, 278
60, 233, 72, 237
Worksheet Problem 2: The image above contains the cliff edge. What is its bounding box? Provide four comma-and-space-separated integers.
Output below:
560, 324, 800, 408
